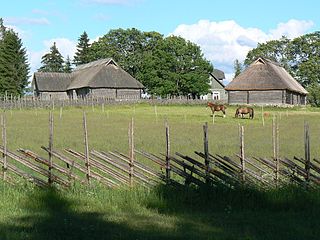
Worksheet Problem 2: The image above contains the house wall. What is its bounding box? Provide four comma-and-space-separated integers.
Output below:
207, 77, 227, 102
37, 91, 69, 100
76, 88, 142, 99
228, 91, 248, 104
229, 90, 306, 105
248, 90, 283, 104
116, 89, 141, 99
90, 88, 116, 98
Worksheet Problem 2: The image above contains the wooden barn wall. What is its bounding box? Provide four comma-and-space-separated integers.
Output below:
91, 88, 116, 98
249, 90, 283, 104
116, 89, 141, 99
38, 91, 69, 101
228, 91, 247, 104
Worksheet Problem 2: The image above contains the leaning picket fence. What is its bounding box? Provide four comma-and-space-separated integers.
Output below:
0, 112, 319, 189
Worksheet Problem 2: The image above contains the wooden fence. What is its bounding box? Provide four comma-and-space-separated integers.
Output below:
0, 95, 208, 110
0, 112, 319, 189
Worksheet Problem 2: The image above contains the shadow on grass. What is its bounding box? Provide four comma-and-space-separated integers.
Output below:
144, 183, 320, 240
1, 183, 320, 240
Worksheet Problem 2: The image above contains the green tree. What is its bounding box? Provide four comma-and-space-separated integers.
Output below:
0, 18, 6, 40
0, 28, 30, 96
139, 36, 213, 97
245, 36, 290, 68
89, 28, 212, 97
233, 59, 243, 78
89, 28, 148, 77
73, 31, 91, 66
64, 55, 72, 73
38, 42, 64, 72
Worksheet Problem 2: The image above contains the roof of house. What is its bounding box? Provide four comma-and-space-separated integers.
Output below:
33, 58, 144, 92
225, 57, 308, 94
32, 72, 73, 92
210, 69, 225, 88
211, 69, 225, 81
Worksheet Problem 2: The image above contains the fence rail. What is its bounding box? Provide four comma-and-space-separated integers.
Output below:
0, 111, 319, 190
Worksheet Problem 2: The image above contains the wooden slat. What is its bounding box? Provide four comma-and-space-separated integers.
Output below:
18, 149, 80, 182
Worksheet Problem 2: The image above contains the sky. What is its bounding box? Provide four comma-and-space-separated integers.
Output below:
1, 0, 319, 83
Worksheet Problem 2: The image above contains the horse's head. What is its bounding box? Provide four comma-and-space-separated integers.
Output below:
207, 102, 213, 108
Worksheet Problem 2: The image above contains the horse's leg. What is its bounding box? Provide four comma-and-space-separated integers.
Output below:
222, 109, 226, 118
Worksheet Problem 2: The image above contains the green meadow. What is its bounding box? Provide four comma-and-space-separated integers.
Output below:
1, 103, 320, 240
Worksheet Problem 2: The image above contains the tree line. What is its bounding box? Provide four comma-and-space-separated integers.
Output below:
0, 18, 29, 96
39, 29, 213, 98
0, 17, 319, 102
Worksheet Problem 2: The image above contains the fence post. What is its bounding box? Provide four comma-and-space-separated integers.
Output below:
128, 117, 134, 187
1, 113, 7, 181
304, 121, 310, 184
165, 120, 171, 184
48, 111, 54, 184
272, 116, 280, 184
83, 111, 91, 184
240, 125, 245, 183
203, 122, 210, 183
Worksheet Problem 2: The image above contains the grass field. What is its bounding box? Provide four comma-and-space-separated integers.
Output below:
1, 103, 320, 240
3, 103, 320, 158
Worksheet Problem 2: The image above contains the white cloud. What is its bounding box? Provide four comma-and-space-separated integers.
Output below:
172, 19, 314, 82
5, 17, 50, 25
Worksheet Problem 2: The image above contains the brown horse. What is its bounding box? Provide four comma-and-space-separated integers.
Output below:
235, 107, 254, 119
207, 102, 227, 117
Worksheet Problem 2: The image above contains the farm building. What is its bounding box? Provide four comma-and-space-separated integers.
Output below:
32, 58, 145, 100
207, 69, 227, 102
225, 57, 308, 105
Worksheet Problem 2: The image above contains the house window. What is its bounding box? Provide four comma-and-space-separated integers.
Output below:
212, 92, 220, 100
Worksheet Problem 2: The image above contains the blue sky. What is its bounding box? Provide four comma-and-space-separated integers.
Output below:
1, 0, 319, 82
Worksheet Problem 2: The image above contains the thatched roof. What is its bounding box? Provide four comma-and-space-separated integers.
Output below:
32, 72, 73, 92
225, 57, 308, 94
33, 58, 144, 92
68, 58, 144, 90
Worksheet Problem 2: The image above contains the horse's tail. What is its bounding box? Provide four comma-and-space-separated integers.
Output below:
251, 108, 254, 119
235, 108, 239, 118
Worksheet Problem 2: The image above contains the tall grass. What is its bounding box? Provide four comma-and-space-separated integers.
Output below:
1, 104, 320, 239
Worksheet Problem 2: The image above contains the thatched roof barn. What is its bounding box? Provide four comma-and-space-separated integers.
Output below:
33, 58, 144, 100
225, 57, 308, 105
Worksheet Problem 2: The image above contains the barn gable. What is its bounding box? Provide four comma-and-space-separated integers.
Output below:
225, 57, 308, 105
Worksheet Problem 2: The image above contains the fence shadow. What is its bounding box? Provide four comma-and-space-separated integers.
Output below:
1, 183, 320, 240
143, 183, 320, 240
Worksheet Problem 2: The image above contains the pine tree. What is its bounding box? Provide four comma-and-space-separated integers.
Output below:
233, 59, 243, 78
38, 42, 64, 72
0, 18, 6, 40
73, 31, 91, 66
0, 28, 30, 96
64, 55, 73, 73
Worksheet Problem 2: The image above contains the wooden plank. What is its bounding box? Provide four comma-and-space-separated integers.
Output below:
18, 149, 80, 181
83, 112, 91, 183
6, 162, 48, 187
91, 151, 130, 174
48, 111, 54, 184
114, 151, 165, 180
203, 122, 209, 182
1, 114, 7, 181
281, 158, 320, 184
134, 150, 166, 167
43, 147, 115, 187
165, 120, 171, 183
